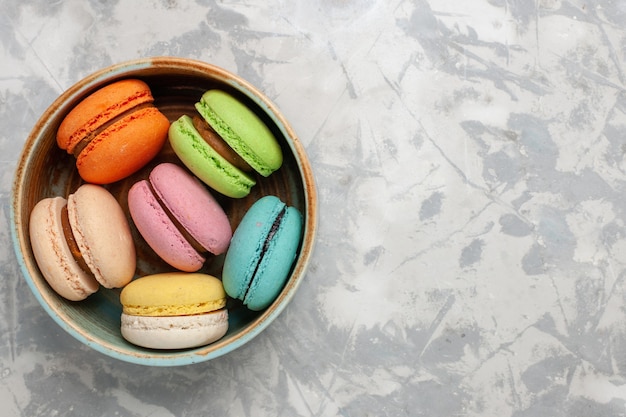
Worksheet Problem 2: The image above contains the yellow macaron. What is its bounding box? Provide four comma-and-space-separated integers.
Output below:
120, 273, 228, 349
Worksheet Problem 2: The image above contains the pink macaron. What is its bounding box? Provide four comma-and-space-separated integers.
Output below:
127, 163, 232, 272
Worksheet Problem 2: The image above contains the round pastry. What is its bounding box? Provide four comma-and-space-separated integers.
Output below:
120, 273, 229, 349
127, 162, 232, 272
168, 89, 283, 198
29, 184, 136, 301
222, 195, 302, 311
56, 78, 169, 184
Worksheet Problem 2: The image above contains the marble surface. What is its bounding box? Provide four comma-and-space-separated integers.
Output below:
2, 0, 626, 415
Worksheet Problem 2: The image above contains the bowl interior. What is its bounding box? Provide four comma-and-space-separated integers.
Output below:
11, 58, 316, 366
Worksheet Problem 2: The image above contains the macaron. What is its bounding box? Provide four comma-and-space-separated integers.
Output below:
127, 163, 232, 272
120, 273, 229, 349
57, 79, 170, 184
222, 195, 303, 311
29, 184, 136, 301
168, 89, 283, 198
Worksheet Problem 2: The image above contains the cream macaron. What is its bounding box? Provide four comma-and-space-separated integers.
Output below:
29, 184, 136, 301
120, 273, 229, 350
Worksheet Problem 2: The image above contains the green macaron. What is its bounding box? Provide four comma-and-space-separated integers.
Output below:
195, 90, 283, 177
169, 89, 283, 198
169, 115, 256, 198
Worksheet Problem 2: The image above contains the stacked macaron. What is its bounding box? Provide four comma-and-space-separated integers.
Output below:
28, 78, 304, 351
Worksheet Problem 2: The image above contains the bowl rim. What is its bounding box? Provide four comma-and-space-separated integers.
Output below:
10, 56, 318, 366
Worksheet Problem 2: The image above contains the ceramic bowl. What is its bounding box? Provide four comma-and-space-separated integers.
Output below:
10, 57, 317, 366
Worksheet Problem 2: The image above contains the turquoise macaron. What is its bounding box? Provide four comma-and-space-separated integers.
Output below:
222, 196, 303, 311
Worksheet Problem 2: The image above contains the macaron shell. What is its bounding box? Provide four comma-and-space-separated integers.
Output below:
76, 106, 169, 184
128, 180, 205, 272
149, 163, 232, 255
196, 90, 283, 177
120, 273, 227, 316
121, 310, 228, 350
68, 184, 136, 288
244, 206, 302, 311
169, 115, 255, 198
57, 79, 154, 153
222, 196, 285, 302
29, 197, 99, 301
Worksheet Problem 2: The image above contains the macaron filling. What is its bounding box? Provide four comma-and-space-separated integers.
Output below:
196, 96, 274, 177
145, 179, 207, 255
192, 115, 252, 172
60, 205, 97, 281
242, 206, 286, 304
122, 297, 226, 316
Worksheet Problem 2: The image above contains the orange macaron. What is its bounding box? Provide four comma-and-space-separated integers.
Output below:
57, 79, 169, 184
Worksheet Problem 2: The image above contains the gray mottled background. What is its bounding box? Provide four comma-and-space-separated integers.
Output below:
3, 0, 626, 416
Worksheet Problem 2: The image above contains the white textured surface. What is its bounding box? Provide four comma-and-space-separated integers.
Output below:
2, 0, 626, 416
